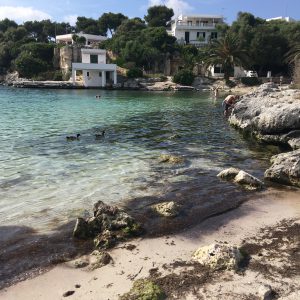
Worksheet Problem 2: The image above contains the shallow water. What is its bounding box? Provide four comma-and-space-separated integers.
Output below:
0, 86, 281, 286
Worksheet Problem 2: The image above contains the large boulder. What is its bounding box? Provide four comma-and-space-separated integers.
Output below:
229, 85, 300, 136
264, 149, 300, 187
193, 243, 243, 271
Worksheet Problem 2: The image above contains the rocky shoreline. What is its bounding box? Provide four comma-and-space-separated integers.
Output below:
229, 83, 300, 187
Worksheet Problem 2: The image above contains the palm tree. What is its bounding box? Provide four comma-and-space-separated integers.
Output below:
203, 32, 249, 83
285, 42, 300, 64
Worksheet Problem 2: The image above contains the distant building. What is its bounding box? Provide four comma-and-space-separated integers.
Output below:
56, 32, 107, 47
72, 48, 117, 87
169, 14, 224, 47
266, 16, 296, 22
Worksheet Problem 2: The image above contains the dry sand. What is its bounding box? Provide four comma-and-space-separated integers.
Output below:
1, 188, 299, 300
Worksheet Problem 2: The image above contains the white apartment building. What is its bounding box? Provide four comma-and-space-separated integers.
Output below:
169, 14, 224, 47
72, 49, 117, 87
266, 16, 295, 22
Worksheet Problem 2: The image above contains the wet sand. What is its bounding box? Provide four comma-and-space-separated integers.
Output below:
1, 188, 299, 300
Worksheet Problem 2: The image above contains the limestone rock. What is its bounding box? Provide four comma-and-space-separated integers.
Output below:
229, 84, 300, 135
234, 170, 264, 190
264, 149, 300, 187
90, 250, 112, 270
258, 284, 274, 300
120, 279, 166, 300
159, 154, 184, 164
73, 260, 89, 269
217, 167, 241, 180
193, 243, 243, 271
152, 201, 179, 217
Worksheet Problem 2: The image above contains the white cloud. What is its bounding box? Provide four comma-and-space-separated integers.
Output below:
148, 0, 193, 16
0, 6, 52, 23
63, 14, 78, 26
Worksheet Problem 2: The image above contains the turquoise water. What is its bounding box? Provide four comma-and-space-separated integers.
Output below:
0, 87, 278, 233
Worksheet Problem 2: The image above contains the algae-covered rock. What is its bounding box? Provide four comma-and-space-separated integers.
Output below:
159, 154, 184, 164
94, 230, 116, 249
217, 167, 240, 180
73, 201, 142, 249
120, 279, 166, 300
152, 201, 179, 217
90, 250, 112, 270
193, 243, 243, 271
234, 170, 264, 190
73, 218, 91, 239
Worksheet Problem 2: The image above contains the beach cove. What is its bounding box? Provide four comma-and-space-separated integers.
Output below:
0, 85, 299, 299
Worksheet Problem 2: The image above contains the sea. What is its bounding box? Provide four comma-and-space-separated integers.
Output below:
0, 86, 281, 287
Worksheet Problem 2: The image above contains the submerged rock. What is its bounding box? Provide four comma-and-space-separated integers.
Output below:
152, 201, 179, 217
73, 201, 142, 249
120, 279, 166, 300
159, 154, 184, 164
234, 170, 264, 190
217, 167, 240, 180
193, 243, 243, 271
264, 149, 300, 187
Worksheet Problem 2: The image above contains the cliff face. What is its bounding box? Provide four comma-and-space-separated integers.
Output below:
53, 46, 81, 77
229, 83, 300, 187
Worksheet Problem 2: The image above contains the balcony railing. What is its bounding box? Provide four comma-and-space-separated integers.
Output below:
175, 22, 218, 29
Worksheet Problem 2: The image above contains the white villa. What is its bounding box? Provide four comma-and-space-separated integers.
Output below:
169, 14, 224, 47
72, 48, 117, 87
266, 16, 295, 22
56, 32, 107, 47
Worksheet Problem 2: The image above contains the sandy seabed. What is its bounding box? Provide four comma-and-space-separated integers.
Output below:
1, 188, 300, 300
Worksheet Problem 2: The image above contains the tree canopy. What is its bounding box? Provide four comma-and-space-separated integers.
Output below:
144, 5, 174, 27
98, 12, 128, 36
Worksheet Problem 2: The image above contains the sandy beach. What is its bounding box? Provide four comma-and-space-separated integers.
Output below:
1, 187, 299, 300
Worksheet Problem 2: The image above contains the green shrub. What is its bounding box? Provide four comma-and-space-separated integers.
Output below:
241, 77, 262, 86
15, 52, 48, 78
173, 69, 195, 85
160, 75, 168, 82
127, 67, 143, 78
52, 70, 63, 81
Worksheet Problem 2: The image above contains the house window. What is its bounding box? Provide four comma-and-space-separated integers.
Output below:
90, 54, 98, 64
99, 72, 102, 77
214, 65, 224, 74
187, 21, 192, 26
211, 32, 218, 39
196, 21, 200, 26
87, 71, 90, 77
197, 32, 206, 39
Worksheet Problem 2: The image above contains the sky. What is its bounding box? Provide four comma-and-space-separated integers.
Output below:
0, 0, 299, 25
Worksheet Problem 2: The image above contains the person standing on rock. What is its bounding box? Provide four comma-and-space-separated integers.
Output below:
222, 95, 238, 116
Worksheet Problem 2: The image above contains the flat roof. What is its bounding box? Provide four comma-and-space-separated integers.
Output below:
179, 14, 223, 19
56, 33, 107, 42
